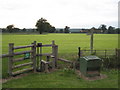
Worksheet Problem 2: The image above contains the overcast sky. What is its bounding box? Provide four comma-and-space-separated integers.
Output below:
0, 0, 119, 29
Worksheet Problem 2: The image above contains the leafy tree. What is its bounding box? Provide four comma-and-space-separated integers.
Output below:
13, 28, 20, 32
35, 18, 47, 34
6, 25, 14, 33
115, 28, 120, 34
107, 26, 115, 34
22, 28, 26, 32
35, 18, 56, 34
59, 29, 63, 33
49, 26, 56, 33
64, 26, 70, 33
1, 28, 7, 32
98, 24, 107, 33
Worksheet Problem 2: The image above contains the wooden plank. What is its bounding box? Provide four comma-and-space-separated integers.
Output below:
14, 50, 33, 55
41, 60, 49, 73
0, 54, 9, 58
41, 60, 48, 64
12, 62, 33, 69
14, 45, 33, 49
13, 57, 31, 62
13, 57, 25, 62
36, 53, 52, 56
58, 58, 72, 63
42, 44, 52, 47
50, 55, 55, 58
41, 60, 52, 64
45, 63, 49, 73
12, 67, 33, 75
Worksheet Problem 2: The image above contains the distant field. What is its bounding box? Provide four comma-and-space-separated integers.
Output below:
1, 33, 119, 88
2, 33, 118, 54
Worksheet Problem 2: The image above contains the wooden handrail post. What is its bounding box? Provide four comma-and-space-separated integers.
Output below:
78, 47, 81, 58
105, 49, 107, 58
115, 48, 118, 58
52, 40, 55, 55
31, 41, 37, 72
52, 45, 58, 68
37, 43, 42, 70
8, 43, 14, 76
52, 40, 55, 45
45, 63, 49, 73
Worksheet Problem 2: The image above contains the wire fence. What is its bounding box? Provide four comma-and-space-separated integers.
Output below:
80, 49, 116, 58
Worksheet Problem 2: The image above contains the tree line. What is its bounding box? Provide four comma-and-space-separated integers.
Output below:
1, 18, 120, 34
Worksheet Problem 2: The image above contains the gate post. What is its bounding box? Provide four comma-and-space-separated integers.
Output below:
52, 45, 58, 68
32, 41, 37, 72
8, 43, 14, 76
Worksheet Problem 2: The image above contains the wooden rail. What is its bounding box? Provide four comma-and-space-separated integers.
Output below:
58, 58, 73, 63
14, 50, 33, 55
42, 44, 52, 47
12, 62, 33, 69
0, 54, 9, 58
13, 45, 33, 49
36, 53, 52, 56
12, 67, 33, 75
13, 57, 30, 62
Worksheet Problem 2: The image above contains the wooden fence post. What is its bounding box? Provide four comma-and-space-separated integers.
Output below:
95, 50, 96, 55
105, 49, 107, 58
37, 43, 42, 70
78, 47, 81, 58
115, 48, 118, 58
52, 40, 55, 55
52, 40, 58, 68
31, 41, 37, 72
8, 43, 14, 76
45, 63, 49, 73
54, 45, 58, 68
46, 56, 50, 62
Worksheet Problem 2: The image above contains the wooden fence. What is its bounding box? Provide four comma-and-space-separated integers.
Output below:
0, 40, 59, 76
1, 40, 74, 76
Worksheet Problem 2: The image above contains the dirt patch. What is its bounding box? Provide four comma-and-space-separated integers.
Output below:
76, 70, 107, 81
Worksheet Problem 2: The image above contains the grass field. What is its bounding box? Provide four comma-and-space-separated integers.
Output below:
2, 33, 118, 53
2, 33, 119, 88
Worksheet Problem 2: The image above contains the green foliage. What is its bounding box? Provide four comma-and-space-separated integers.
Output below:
98, 24, 107, 33
107, 26, 115, 34
35, 18, 56, 34
102, 55, 119, 69
6, 24, 14, 33
59, 29, 64, 33
64, 26, 70, 33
